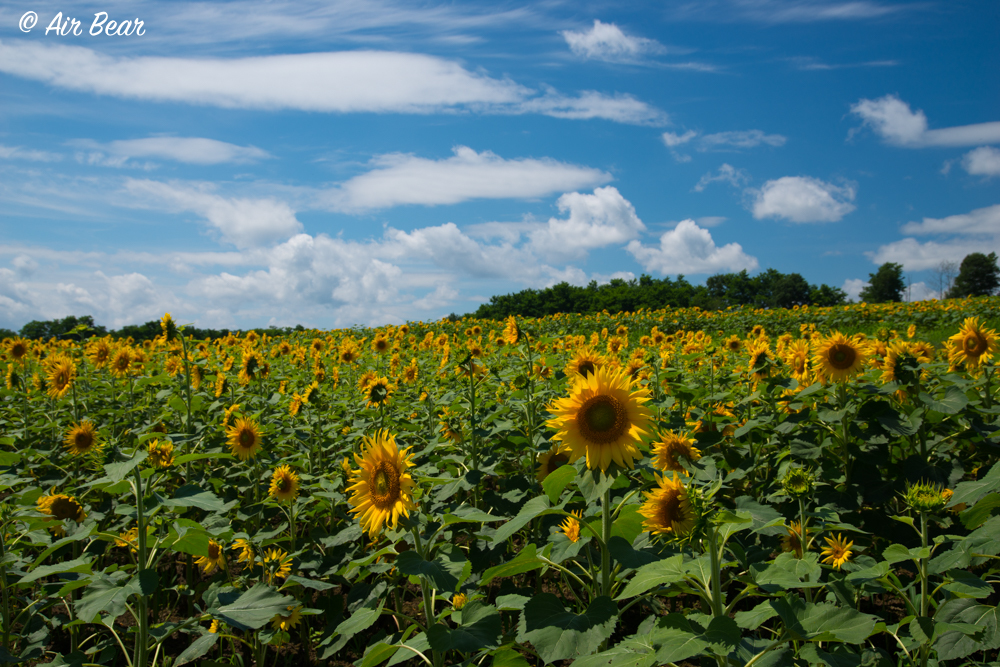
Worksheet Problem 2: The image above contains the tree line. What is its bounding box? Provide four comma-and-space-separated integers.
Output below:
0, 315, 307, 342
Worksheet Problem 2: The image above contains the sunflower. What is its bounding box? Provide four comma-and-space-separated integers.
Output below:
6, 337, 29, 361
560, 510, 583, 543
214, 373, 229, 398
402, 359, 419, 384
38, 493, 87, 522
536, 445, 572, 483
5, 365, 20, 391
372, 335, 391, 354
238, 350, 263, 384
262, 548, 293, 583
87, 338, 113, 367
784, 339, 812, 386
270, 605, 303, 632
781, 521, 808, 558
110, 347, 134, 378
880, 341, 922, 385
232, 538, 254, 564
820, 533, 854, 569
195, 540, 225, 574
651, 431, 701, 473
268, 464, 300, 502
452, 593, 468, 610
563, 347, 603, 380
46, 356, 76, 399
161, 312, 178, 341
357, 369, 377, 392
724, 335, 742, 353
639, 473, 695, 537
503, 316, 521, 345
347, 430, 417, 538
147, 439, 175, 468
339, 341, 360, 364
365, 377, 395, 408
812, 332, 866, 383
226, 417, 262, 461
606, 335, 627, 356
64, 420, 100, 456
546, 365, 652, 472
289, 393, 304, 416
747, 341, 772, 381
947, 317, 998, 373
116, 526, 140, 553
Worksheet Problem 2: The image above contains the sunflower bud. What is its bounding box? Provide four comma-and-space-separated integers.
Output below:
904, 480, 948, 514
782, 467, 815, 498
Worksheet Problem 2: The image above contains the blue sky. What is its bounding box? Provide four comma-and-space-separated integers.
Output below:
1, 0, 998, 330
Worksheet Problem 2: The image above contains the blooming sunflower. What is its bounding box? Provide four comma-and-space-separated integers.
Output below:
536, 445, 572, 483
64, 420, 100, 456
110, 347, 134, 378
402, 359, 419, 384
820, 533, 854, 569
339, 342, 360, 364
503, 316, 521, 345
116, 526, 140, 553
161, 312, 178, 341
268, 464, 300, 502
38, 493, 87, 522
46, 356, 76, 399
947, 317, 998, 373
225, 416, 262, 461
87, 338, 113, 367
262, 548, 293, 584
5, 365, 20, 391
147, 439, 175, 468
364, 377, 395, 408
195, 540, 225, 574
6, 337, 29, 361
812, 332, 867, 383
639, 473, 695, 537
784, 340, 812, 386
560, 510, 583, 543
747, 341, 773, 381
372, 335, 391, 354
347, 430, 417, 538
232, 538, 254, 564
651, 431, 701, 473
546, 366, 651, 472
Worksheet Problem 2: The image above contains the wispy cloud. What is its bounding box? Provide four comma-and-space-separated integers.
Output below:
70, 137, 271, 165
870, 204, 1000, 270
693, 164, 750, 192
850, 95, 1000, 147
668, 0, 914, 24
0, 144, 63, 162
662, 128, 786, 161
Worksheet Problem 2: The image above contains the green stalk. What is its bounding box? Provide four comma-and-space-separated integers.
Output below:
132, 466, 149, 667
178, 333, 195, 483
410, 527, 442, 667
0, 527, 11, 656
918, 511, 930, 667
601, 488, 612, 598
707, 527, 729, 667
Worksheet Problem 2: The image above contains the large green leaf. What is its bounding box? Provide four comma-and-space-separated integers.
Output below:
542, 464, 576, 504
427, 601, 501, 653
751, 552, 823, 591
611, 504, 644, 545
771, 596, 877, 644
919, 385, 969, 415
18, 556, 93, 585
161, 485, 231, 512
517, 594, 617, 663
481, 544, 545, 586
215, 583, 296, 631
950, 460, 1000, 507
75, 572, 138, 622
396, 544, 470, 592
492, 495, 551, 543
935, 599, 1000, 660
615, 555, 684, 600
173, 634, 219, 667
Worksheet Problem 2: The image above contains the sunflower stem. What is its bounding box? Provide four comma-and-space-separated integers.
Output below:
411, 527, 442, 667
918, 510, 930, 667
132, 465, 150, 667
601, 488, 612, 598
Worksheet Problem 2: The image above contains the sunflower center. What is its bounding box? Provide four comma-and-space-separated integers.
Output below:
51, 497, 80, 520
828, 344, 856, 370
578, 395, 628, 444
208, 543, 220, 559
239, 429, 255, 448
578, 361, 596, 377
658, 491, 682, 528
964, 334, 984, 355
547, 452, 570, 473
75, 432, 93, 450
371, 461, 400, 508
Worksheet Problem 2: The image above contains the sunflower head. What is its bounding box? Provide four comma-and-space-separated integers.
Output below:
536, 445, 572, 483
160, 313, 178, 341
820, 533, 854, 570
546, 365, 651, 473
652, 431, 701, 473
639, 473, 695, 537
269, 464, 300, 502
948, 317, 998, 373
503, 316, 521, 345
560, 510, 583, 543
46, 356, 76, 399
226, 416, 262, 461
347, 430, 417, 538
64, 420, 101, 457
904, 480, 949, 514
782, 467, 815, 498
365, 377, 394, 408
270, 604, 303, 632
195, 540, 225, 574
812, 332, 867, 383
37, 493, 87, 522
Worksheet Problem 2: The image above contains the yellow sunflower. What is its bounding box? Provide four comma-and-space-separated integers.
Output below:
347, 430, 417, 538
225, 416, 262, 461
195, 540, 225, 574
503, 316, 521, 345
262, 548, 293, 584
651, 431, 701, 473
110, 347, 134, 378
948, 317, 998, 373
270, 604, 303, 632
536, 445, 572, 483
6, 337, 29, 361
747, 341, 772, 381
232, 538, 254, 564
38, 493, 87, 522
46, 356, 76, 399
87, 338, 113, 367
639, 473, 695, 537
812, 332, 867, 383
147, 439, 175, 469
64, 420, 101, 456
784, 339, 812, 386
781, 521, 808, 558
820, 533, 854, 569
560, 510, 583, 543
364, 377, 395, 408
268, 464, 300, 502
402, 359, 419, 384
546, 366, 651, 472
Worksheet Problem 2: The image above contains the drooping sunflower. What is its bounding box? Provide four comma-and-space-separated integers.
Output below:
746, 341, 773, 381
781, 521, 808, 558
820, 533, 854, 569
503, 316, 521, 345
262, 548, 293, 583
37, 493, 87, 522
268, 464, 300, 502
46, 356, 76, 399
812, 332, 867, 383
546, 365, 652, 472
225, 416, 262, 461
639, 473, 695, 537
651, 431, 701, 473
948, 317, 998, 373
880, 341, 923, 385
147, 439, 175, 468
288, 393, 304, 416
536, 444, 572, 483
195, 540, 225, 574
64, 420, 101, 456
347, 430, 417, 538
238, 349, 264, 384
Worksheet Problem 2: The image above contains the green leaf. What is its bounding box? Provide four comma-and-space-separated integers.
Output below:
542, 464, 576, 504
577, 466, 617, 505
75, 572, 138, 622
173, 634, 219, 667
18, 556, 92, 585
882, 543, 928, 565
101, 451, 148, 484
517, 594, 618, 663
615, 555, 684, 600
215, 583, 296, 631
427, 601, 501, 653
359, 641, 400, 667
481, 544, 545, 586
960, 492, 1000, 529
164, 520, 211, 557
492, 495, 551, 544
328, 600, 385, 656
161, 485, 230, 512
943, 569, 992, 598
919, 385, 969, 415
950, 460, 1000, 507
935, 599, 1000, 660
750, 552, 823, 591
735, 601, 778, 630
396, 544, 470, 592
0, 451, 21, 466
491, 648, 531, 667
909, 616, 934, 645
771, 596, 878, 644
611, 504, 644, 545
442, 508, 506, 525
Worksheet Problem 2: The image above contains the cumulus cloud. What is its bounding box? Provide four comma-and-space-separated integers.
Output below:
528, 186, 646, 260
72, 137, 271, 165
841, 278, 867, 302
626, 219, 758, 275
748, 176, 856, 223
693, 164, 750, 192
327, 146, 612, 210
124, 179, 303, 248
561, 20, 665, 62
0, 40, 665, 125
962, 146, 1000, 177
850, 95, 1000, 147
866, 205, 1000, 271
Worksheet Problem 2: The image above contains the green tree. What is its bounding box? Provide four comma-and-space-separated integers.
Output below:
947, 252, 1000, 298
859, 262, 905, 303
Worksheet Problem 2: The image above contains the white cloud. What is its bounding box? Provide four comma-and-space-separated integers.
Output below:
668, 0, 909, 23
528, 186, 647, 260
124, 179, 304, 248
905, 281, 939, 302
0, 144, 62, 162
962, 147, 1000, 177
662, 131, 697, 147
561, 20, 664, 62
626, 219, 758, 275
748, 176, 856, 223
73, 137, 271, 165
327, 146, 612, 210
0, 40, 665, 125
693, 164, 750, 192
870, 238, 999, 271
699, 130, 787, 149
900, 204, 1000, 236
841, 278, 867, 301
851, 95, 1000, 147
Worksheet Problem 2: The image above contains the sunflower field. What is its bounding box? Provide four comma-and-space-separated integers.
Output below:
2, 297, 1000, 667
